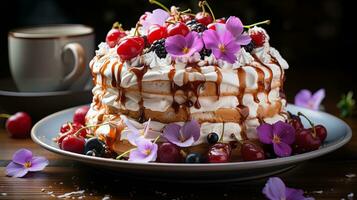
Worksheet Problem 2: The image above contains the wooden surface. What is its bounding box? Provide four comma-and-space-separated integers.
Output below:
0, 70, 356, 199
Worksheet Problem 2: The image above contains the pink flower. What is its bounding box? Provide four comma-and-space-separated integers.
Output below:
294, 89, 325, 110
163, 120, 200, 147
165, 31, 204, 58
141, 9, 170, 33
128, 138, 158, 163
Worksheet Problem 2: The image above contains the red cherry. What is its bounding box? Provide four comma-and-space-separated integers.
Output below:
5, 112, 32, 138
73, 106, 90, 125
58, 122, 87, 146
157, 142, 182, 163
250, 31, 266, 47
167, 22, 189, 37
106, 28, 126, 48
216, 18, 226, 24
195, 12, 213, 26
61, 135, 85, 154
315, 125, 327, 142
289, 115, 304, 131
207, 143, 231, 163
294, 129, 321, 153
241, 142, 265, 161
117, 37, 145, 61
181, 14, 194, 23
147, 25, 167, 44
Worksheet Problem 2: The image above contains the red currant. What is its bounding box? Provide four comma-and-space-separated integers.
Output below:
61, 135, 85, 154
241, 142, 265, 161
5, 112, 32, 138
157, 142, 182, 163
167, 22, 189, 37
195, 12, 213, 26
250, 31, 266, 47
73, 106, 90, 125
147, 25, 168, 44
315, 125, 327, 142
106, 28, 126, 48
207, 143, 231, 163
117, 37, 145, 61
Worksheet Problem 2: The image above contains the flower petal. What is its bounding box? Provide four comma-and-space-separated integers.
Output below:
273, 121, 295, 145
211, 48, 223, 60
226, 16, 244, 37
6, 162, 28, 178
12, 148, 33, 165
122, 116, 140, 136
142, 9, 170, 33
294, 89, 312, 107
202, 29, 220, 49
181, 120, 200, 142
273, 142, 292, 157
311, 89, 325, 110
163, 123, 182, 144
171, 136, 195, 147
128, 139, 158, 163
257, 123, 274, 144
262, 177, 287, 200
235, 33, 252, 45
165, 35, 187, 56
221, 51, 238, 64
28, 156, 49, 172
285, 187, 309, 200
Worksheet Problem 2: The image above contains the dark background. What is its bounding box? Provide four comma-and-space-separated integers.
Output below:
1, 0, 356, 97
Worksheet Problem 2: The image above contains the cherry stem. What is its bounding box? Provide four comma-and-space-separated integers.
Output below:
297, 112, 316, 137
133, 23, 141, 37
116, 148, 134, 160
74, 122, 110, 137
0, 114, 11, 119
203, 0, 216, 22
112, 22, 123, 31
198, 1, 206, 14
153, 134, 161, 144
149, 0, 170, 12
218, 124, 225, 142
180, 8, 192, 14
244, 20, 271, 29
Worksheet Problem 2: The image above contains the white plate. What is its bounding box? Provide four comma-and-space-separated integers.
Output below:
31, 104, 352, 182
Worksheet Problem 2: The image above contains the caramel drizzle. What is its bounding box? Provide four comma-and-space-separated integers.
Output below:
269, 53, 286, 100
252, 54, 273, 92
115, 63, 126, 105
214, 66, 222, 99
236, 67, 249, 140
253, 66, 265, 103
237, 67, 246, 105
130, 66, 148, 123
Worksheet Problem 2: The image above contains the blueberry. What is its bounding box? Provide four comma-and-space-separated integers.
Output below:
84, 138, 106, 157
207, 132, 219, 144
85, 150, 97, 156
185, 153, 202, 163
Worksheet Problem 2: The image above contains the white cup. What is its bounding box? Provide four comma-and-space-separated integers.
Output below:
8, 24, 95, 92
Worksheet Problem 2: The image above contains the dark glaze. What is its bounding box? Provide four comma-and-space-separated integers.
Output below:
130, 66, 148, 123
214, 66, 222, 99
236, 67, 249, 140
237, 105, 249, 140
115, 63, 126, 104
110, 61, 118, 88
237, 67, 246, 105
253, 66, 265, 103
252, 54, 273, 92
269, 54, 285, 100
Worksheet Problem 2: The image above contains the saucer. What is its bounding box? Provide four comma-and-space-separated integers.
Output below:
0, 78, 92, 121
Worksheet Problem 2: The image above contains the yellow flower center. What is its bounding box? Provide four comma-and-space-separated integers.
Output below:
144, 149, 151, 156
273, 134, 281, 144
182, 47, 189, 54
24, 161, 32, 168
218, 44, 225, 52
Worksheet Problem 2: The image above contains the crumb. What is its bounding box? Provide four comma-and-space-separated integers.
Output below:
346, 174, 356, 178
312, 190, 323, 194
41, 188, 46, 192
60, 182, 64, 185
347, 193, 354, 200
47, 191, 54, 195
223, 193, 228, 197
50, 194, 56, 198
102, 194, 111, 200
1, 193, 7, 196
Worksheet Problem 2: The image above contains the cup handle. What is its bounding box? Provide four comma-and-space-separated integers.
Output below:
61, 43, 86, 88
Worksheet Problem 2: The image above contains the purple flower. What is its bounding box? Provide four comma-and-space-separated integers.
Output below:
294, 89, 325, 110
225, 16, 252, 45
141, 9, 170, 33
122, 116, 152, 146
163, 120, 200, 147
263, 177, 314, 200
165, 32, 204, 58
257, 121, 295, 157
128, 138, 158, 163
6, 149, 49, 178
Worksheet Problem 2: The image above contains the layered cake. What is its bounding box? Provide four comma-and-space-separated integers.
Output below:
85, 3, 290, 160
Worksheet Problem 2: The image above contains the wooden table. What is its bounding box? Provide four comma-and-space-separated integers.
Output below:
0, 69, 356, 199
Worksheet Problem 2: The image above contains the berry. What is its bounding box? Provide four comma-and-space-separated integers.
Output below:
181, 14, 194, 23
315, 125, 327, 142
117, 37, 145, 61
250, 31, 266, 47
59, 122, 87, 137
240, 142, 265, 161
186, 19, 198, 27
195, 12, 213, 26
188, 23, 207, 33
5, 112, 32, 138
167, 22, 189, 37
206, 132, 219, 145
147, 25, 168, 44
289, 114, 304, 131
207, 143, 231, 163
199, 48, 212, 59
73, 106, 90, 125
157, 142, 182, 163
149, 39, 167, 58
216, 18, 226, 24
185, 153, 202, 163
243, 41, 255, 53
85, 150, 97, 156
84, 137, 106, 157
61, 135, 85, 154
294, 129, 321, 153
106, 27, 126, 48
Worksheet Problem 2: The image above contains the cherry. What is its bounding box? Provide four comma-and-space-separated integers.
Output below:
207, 143, 231, 163
167, 22, 189, 37
106, 27, 126, 48
73, 105, 90, 125
147, 25, 168, 44
195, 12, 213, 26
117, 36, 145, 61
3, 112, 32, 138
216, 18, 226, 23
250, 30, 266, 47
57, 122, 87, 146
207, 19, 226, 31
315, 125, 327, 142
61, 135, 85, 154
240, 142, 265, 161
180, 14, 194, 23
157, 142, 182, 163
294, 129, 321, 153
289, 113, 304, 131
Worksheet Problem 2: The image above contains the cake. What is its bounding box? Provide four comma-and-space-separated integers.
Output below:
85, 3, 290, 161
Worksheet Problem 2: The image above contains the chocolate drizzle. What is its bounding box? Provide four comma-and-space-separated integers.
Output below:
253, 66, 265, 103
130, 66, 148, 123
237, 67, 246, 105
214, 66, 222, 99
115, 63, 126, 105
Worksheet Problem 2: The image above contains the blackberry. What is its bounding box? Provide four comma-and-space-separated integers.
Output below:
189, 23, 207, 33
149, 39, 167, 58
243, 41, 255, 53
199, 48, 212, 59
185, 19, 198, 27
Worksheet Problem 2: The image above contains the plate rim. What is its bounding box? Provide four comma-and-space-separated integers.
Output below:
31, 104, 352, 172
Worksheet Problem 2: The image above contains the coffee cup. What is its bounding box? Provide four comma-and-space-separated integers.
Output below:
8, 24, 95, 92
